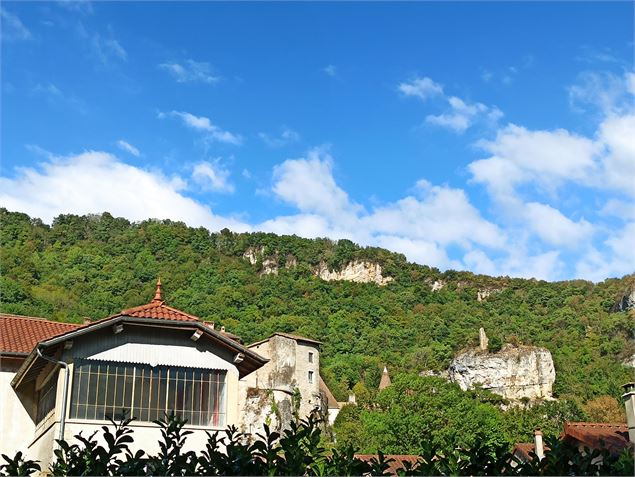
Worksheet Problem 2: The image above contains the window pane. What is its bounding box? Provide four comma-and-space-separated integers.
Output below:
68, 359, 227, 426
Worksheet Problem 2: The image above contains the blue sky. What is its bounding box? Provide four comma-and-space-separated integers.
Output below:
1, 1, 634, 282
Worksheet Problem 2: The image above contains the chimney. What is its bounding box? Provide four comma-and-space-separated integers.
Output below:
534, 429, 544, 460
622, 382, 635, 443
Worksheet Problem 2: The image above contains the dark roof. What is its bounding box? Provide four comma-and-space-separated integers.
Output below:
9, 284, 268, 387
562, 421, 630, 455
319, 376, 340, 409
248, 332, 322, 348
0, 313, 80, 355
511, 442, 551, 461
355, 455, 421, 475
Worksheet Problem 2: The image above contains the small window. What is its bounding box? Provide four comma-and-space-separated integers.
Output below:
308, 371, 314, 384
37, 373, 58, 424
308, 352, 314, 363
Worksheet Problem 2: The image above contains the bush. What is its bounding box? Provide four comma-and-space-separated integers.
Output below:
1, 412, 632, 476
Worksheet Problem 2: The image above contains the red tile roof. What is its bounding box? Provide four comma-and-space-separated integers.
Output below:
562, 421, 630, 455
0, 313, 80, 354
120, 300, 200, 322
355, 455, 421, 475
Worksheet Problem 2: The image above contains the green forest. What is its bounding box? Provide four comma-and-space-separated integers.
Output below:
1, 208, 633, 452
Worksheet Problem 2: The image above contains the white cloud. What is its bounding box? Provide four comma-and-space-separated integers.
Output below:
323, 65, 337, 77
258, 127, 300, 147
568, 71, 634, 115
116, 140, 140, 157
159, 59, 219, 84
0, 151, 249, 231
272, 148, 358, 221
575, 222, 635, 282
192, 160, 234, 193
160, 111, 242, 145
265, 149, 505, 271
470, 124, 600, 201
598, 113, 635, 196
76, 22, 127, 64
426, 96, 502, 133
400, 76, 501, 133
524, 202, 594, 247
398, 77, 444, 101
1, 9, 32, 41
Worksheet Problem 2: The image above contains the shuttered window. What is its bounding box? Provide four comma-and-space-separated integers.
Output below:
36, 373, 58, 424
69, 359, 226, 427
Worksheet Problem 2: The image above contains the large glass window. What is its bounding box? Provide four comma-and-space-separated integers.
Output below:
70, 359, 226, 427
36, 373, 58, 424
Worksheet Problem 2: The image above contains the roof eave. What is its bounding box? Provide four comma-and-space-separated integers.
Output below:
11, 315, 268, 387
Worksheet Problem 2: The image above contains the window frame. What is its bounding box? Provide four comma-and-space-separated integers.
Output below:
36, 372, 58, 424
69, 358, 227, 428
308, 351, 314, 363
308, 370, 314, 384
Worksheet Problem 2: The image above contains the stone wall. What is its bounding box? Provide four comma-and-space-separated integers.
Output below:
239, 335, 322, 433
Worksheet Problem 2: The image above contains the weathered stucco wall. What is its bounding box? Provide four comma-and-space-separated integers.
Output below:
239, 335, 321, 434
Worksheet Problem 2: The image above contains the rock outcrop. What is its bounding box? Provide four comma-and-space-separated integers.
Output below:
613, 285, 635, 312
448, 345, 555, 402
314, 260, 393, 286
242, 247, 297, 276
430, 280, 446, 292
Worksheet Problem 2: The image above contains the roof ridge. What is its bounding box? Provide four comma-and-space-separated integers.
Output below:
567, 421, 628, 427
0, 313, 81, 327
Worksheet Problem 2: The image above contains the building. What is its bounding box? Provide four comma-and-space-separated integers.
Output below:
239, 332, 325, 433
0, 281, 337, 468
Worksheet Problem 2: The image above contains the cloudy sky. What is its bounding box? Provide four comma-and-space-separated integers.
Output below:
1, 2, 634, 282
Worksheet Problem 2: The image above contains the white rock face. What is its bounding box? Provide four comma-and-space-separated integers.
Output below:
614, 286, 635, 312
243, 246, 264, 265
431, 280, 446, 291
449, 345, 556, 401
315, 260, 393, 286
242, 246, 279, 275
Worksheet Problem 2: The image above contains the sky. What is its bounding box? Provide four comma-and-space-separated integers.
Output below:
1, 1, 634, 282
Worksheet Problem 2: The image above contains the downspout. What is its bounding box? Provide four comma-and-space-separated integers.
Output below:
36, 347, 70, 444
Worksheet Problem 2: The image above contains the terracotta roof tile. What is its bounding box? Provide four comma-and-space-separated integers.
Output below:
563, 421, 630, 455
0, 313, 80, 354
120, 301, 200, 322
355, 455, 421, 475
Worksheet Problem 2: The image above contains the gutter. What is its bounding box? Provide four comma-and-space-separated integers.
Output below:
36, 347, 70, 445
12, 316, 269, 387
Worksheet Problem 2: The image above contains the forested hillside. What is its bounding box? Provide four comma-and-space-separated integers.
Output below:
1, 208, 633, 450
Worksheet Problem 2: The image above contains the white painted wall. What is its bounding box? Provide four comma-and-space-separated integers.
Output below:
0, 369, 36, 458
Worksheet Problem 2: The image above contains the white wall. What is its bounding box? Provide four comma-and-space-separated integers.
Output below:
0, 369, 36, 458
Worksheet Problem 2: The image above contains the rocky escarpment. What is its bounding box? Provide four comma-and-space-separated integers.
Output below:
613, 285, 635, 312
448, 344, 556, 402
242, 246, 297, 276
314, 260, 393, 286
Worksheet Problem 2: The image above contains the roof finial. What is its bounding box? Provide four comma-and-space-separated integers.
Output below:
153, 278, 163, 302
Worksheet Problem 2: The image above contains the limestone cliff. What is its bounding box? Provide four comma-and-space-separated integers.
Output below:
314, 260, 393, 286
613, 285, 635, 312
448, 344, 555, 402
242, 247, 297, 276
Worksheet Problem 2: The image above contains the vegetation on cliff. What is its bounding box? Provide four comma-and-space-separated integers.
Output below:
1, 208, 633, 451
